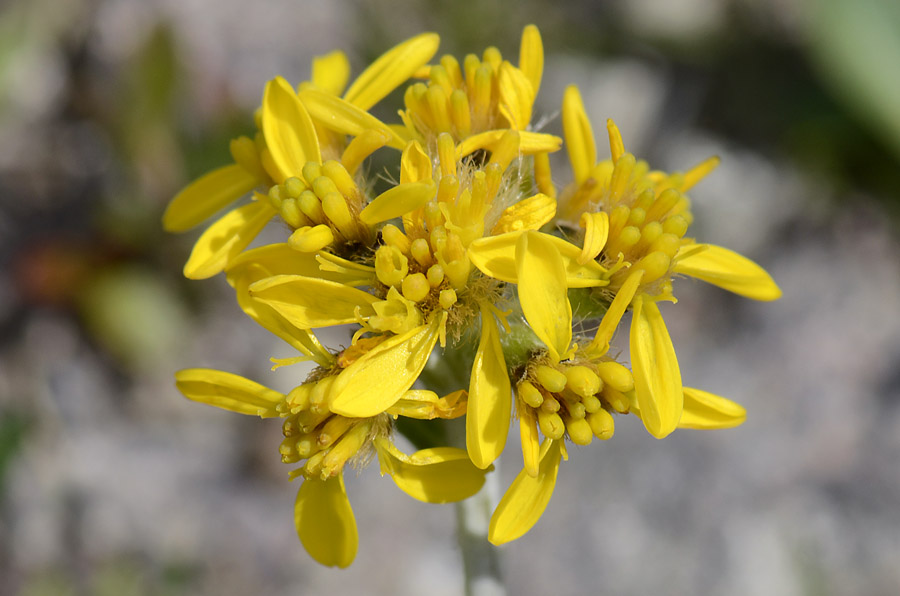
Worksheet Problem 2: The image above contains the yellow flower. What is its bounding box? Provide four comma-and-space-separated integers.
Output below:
235, 131, 561, 473
486, 231, 748, 544
174, 364, 488, 568
163, 33, 440, 280
395, 24, 561, 158
534, 85, 782, 439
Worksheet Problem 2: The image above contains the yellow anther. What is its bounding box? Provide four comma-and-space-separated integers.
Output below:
564, 366, 602, 398
607, 204, 631, 237
537, 410, 565, 440
312, 176, 340, 200
268, 184, 284, 209
296, 435, 317, 458
627, 207, 646, 227
649, 233, 682, 260
375, 245, 409, 287
587, 409, 615, 440
280, 198, 306, 228
279, 437, 301, 464
518, 380, 544, 408
634, 188, 655, 212
402, 273, 430, 302
304, 450, 327, 477
630, 251, 671, 285
463, 54, 480, 90
444, 258, 470, 288
284, 176, 306, 199
603, 387, 631, 414
287, 384, 313, 410
322, 160, 360, 203
609, 225, 641, 256
581, 394, 602, 414
472, 64, 493, 123
482, 46, 502, 71
426, 84, 452, 133
450, 89, 472, 138
316, 415, 354, 448
382, 224, 411, 253
301, 162, 322, 185
566, 401, 586, 420
437, 133, 457, 177
646, 188, 682, 222
425, 202, 445, 230
282, 415, 300, 437
439, 288, 457, 309
321, 420, 373, 478
429, 64, 454, 95
595, 362, 634, 393
321, 192, 355, 239
566, 417, 593, 445
540, 395, 560, 413
609, 153, 636, 202
410, 238, 433, 267
662, 215, 689, 238
534, 365, 567, 393
298, 189, 325, 223
437, 175, 459, 204
309, 376, 335, 414
341, 129, 392, 175
607, 119, 625, 163
288, 225, 334, 253
634, 221, 663, 255
426, 264, 445, 287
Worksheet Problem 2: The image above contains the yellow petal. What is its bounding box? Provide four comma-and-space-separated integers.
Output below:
399, 140, 433, 184
225, 243, 374, 288
174, 368, 283, 417
466, 307, 512, 470
468, 231, 609, 288
227, 262, 334, 367
456, 130, 561, 159
491, 193, 556, 235
519, 407, 541, 477
329, 317, 442, 417
163, 164, 260, 232
311, 50, 350, 96
562, 86, 596, 184
498, 61, 534, 130
376, 440, 488, 503
673, 244, 782, 301
516, 232, 572, 362
343, 33, 440, 111
294, 475, 357, 568
679, 386, 746, 430
249, 275, 378, 328
300, 89, 406, 149
183, 201, 275, 280
359, 180, 436, 226
630, 297, 683, 439
262, 76, 321, 182
488, 439, 561, 545
518, 25, 543, 96
578, 211, 609, 264
585, 269, 644, 356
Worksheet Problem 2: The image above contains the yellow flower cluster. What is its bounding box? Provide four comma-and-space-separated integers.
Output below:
165, 25, 780, 565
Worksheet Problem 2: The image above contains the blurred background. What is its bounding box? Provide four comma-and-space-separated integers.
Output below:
1, 0, 899, 594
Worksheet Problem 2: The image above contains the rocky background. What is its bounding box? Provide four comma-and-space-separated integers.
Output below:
1, 0, 899, 594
